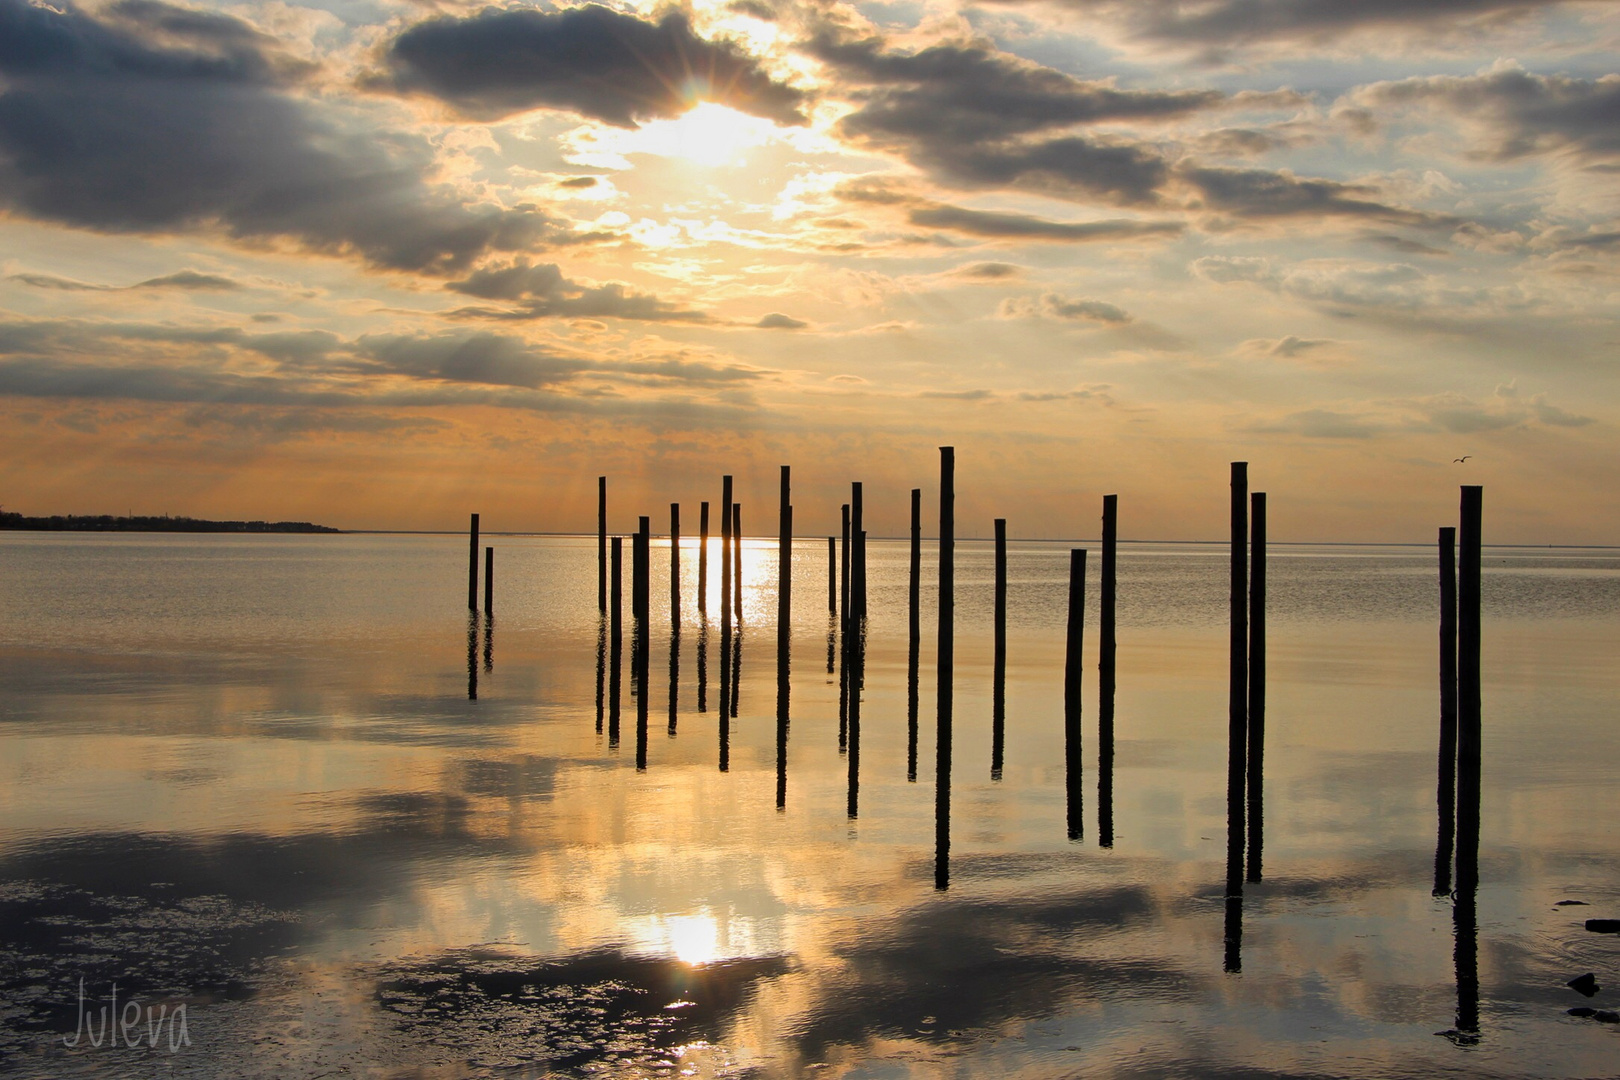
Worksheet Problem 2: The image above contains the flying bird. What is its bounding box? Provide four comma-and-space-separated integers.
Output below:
1453, 455, 1471, 463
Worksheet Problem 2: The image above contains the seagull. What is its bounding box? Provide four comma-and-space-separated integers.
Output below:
1453, 455, 1471, 463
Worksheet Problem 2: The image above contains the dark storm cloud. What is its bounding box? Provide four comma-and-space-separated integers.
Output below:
976, 0, 1565, 49
807, 28, 1215, 205
444, 262, 709, 322
0, 0, 582, 273
1352, 66, 1620, 164
376, 5, 807, 126
1180, 164, 1459, 226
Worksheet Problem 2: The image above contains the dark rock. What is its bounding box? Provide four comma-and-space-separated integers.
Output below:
1585, 919, 1620, 933
1568, 973, 1600, 997
1556, 900, 1590, 906
1569, 1007, 1620, 1023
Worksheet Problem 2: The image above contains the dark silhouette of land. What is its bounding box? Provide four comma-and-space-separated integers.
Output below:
0, 511, 338, 533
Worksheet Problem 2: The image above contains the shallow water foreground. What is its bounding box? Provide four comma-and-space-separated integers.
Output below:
0, 532, 1617, 1078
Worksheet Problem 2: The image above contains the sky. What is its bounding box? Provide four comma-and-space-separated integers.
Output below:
0, 0, 1617, 541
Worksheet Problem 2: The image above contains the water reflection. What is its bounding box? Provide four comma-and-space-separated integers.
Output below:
634, 616, 648, 771
482, 613, 494, 675
667, 624, 679, 738
776, 633, 789, 811
594, 615, 606, 735
697, 618, 708, 714
847, 618, 864, 820
466, 611, 478, 702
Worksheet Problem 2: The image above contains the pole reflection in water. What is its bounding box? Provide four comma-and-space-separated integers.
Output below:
847, 617, 864, 820
730, 625, 742, 720
610, 537, 623, 750
595, 615, 606, 735
1223, 867, 1243, 974
1064, 549, 1085, 843
697, 619, 708, 715
776, 630, 789, 811
668, 624, 679, 737
825, 612, 836, 678
482, 613, 494, 675
466, 611, 478, 701
635, 616, 648, 771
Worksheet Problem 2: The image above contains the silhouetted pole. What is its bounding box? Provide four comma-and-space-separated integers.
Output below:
467, 611, 478, 701
992, 518, 1007, 780
1246, 491, 1266, 883
610, 536, 623, 747
908, 487, 921, 783
851, 483, 864, 625
779, 466, 791, 647
827, 537, 836, 613
636, 541, 649, 772
699, 501, 710, 616
1456, 487, 1483, 896
720, 475, 733, 715
484, 546, 494, 617
733, 502, 743, 624
1099, 493, 1117, 849
670, 503, 681, 622
935, 446, 955, 891
1435, 525, 1458, 897
840, 504, 850, 628
468, 513, 480, 611
595, 617, 606, 734
1453, 490, 1483, 1043
634, 516, 650, 623
1065, 548, 1085, 841
1227, 461, 1248, 898
598, 477, 607, 613
776, 559, 790, 810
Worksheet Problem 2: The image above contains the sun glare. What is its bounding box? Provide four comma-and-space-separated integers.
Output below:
667, 914, 722, 965
584, 103, 779, 168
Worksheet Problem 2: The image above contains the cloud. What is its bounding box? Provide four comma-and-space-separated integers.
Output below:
755, 312, 807, 329
982, 0, 1565, 52
807, 28, 1216, 205
1350, 64, 1620, 166
954, 262, 1022, 279
0, 0, 583, 273
9, 269, 244, 292
353, 332, 588, 389
1248, 407, 1386, 438
1001, 293, 1132, 323
1424, 381, 1595, 432
1180, 165, 1457, 227
838, 181, 1183, 242
1192, 255, 1495, 313
444, 262, 708, 322
1263, 334, 1332, 357
375, 6, 807, 127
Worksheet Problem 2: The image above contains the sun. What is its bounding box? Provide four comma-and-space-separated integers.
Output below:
578, 102, 779, 168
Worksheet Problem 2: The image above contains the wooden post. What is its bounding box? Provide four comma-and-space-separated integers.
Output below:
935, 446, 954, 891
1227, 462, 1248, 898
779, 465, 791, 646
827, 536, 836, 613
1435, 526, 1458, 896
1456, 487, 1483, 896
840, 504, 850, 629
484, 546, 494, 617
733, 502, 743, 623
635, 516, 650, 622
610, 536, 623, 747
467, 610, 478, 701
670, 503, 680, 622
468, 512, 480, 611
992, 517, 1007, 780
699, 501, 710, 616
851, 483, 864, 624
1065, 548, 1085, 842
721, 479, 733, 621
909, 488, 921, 783
1246, 491, 1266, 883
1099, 493, 1117, 849
598, 477, 607, 614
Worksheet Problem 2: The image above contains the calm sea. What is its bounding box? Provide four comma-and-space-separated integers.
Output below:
0, 532, 1617, 1077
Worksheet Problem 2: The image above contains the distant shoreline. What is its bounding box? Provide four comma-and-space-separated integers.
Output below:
0, 512, 340, 534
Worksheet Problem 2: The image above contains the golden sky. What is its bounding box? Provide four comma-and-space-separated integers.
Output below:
1, 0, 1617, 540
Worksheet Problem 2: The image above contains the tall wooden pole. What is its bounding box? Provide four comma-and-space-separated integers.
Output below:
1227, 462, 1248, 898
670, 503, 681, 622
827, 537, 836, 613
1456, 488, 1483, 895
1099, 494, 1117, 848
935, 446, 955, 890
1435, 526, 1458, 897
992, 518, 1007, 780
779, 466, 791, 647
908, 487, 922, 784
610, 536, 623, 747
468, 512, 480, 611
699, 501, 710, 616
1065, 548, 1086, 842
484, 546, 494, 617
733, 502, 743, 623
598, 477, 607, 614
1246, 491, 1266, 883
